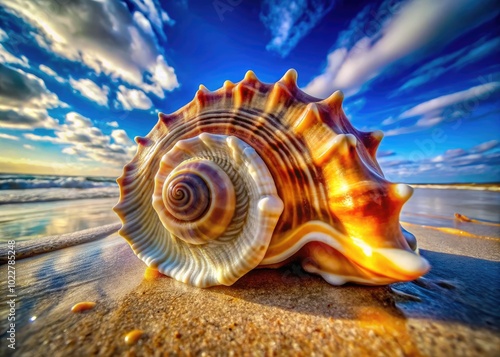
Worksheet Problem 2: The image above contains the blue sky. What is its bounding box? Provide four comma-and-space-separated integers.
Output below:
0, 0, 498, 183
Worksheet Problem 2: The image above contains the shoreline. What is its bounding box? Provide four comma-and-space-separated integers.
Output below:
0, 223, 120, 263
409, 184, 500, 192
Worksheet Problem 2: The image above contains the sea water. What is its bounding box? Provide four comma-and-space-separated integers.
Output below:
0, 174, 119, 242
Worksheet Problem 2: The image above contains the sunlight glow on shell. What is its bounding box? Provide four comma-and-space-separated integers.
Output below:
114, 69, 430, 288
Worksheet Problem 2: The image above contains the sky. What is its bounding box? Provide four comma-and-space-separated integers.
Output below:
0, 0, 498, 183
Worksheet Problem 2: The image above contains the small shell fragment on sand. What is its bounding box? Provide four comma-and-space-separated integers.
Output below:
144, 266, 163, 280
455, 213, 473, 222
71, 302, 96, 313
124, 329, 144, 345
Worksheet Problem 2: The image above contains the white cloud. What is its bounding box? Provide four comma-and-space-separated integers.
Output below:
69, 77, 109, 107
453, 37, 500, 69
111, 129, 134, 146
397, 37, 500, 93
116, 85, 153, 110
0, 133, 19, 140
377, 150, 395, 158
303, 0, 499, 98
431, 148, 467, 162
0, 43, 29, 67
1, 0, 179, 98
130, 0, 175, 38
0, 64, 62, 129
260, 0, 336, 57
133, 11, 155, 39
380, 140, 500, 182
383, 127, 415, 137
400, 82, 500, 119
161, 9, 175, 26
106, 121, 119, 128
0, 28, 8, 41
56, 119, 108, 145
0, 29, 21, 67
24, 112, 136, 166
148, 55, 179, 95
38, 64, 56, 77
428, 141, 499, 168
65, 112, 93, 128
471, 140, 498, 153
0, 65, 61, 109
384, 82, 500, 136
23, 144, 34, 150
39, 64, 65, 83
343, 97, 366, 117
24, 133, 60, 143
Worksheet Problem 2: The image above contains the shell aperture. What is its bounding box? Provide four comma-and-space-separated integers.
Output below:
114, 69, 430, 287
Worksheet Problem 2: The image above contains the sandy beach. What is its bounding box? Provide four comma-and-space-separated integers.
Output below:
0, 188, 499, 356
1, 0, 499, 354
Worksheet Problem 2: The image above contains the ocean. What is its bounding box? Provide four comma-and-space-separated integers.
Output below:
0, 173, 120, 242
0, 173, 498, 243
0, 173, 118, 204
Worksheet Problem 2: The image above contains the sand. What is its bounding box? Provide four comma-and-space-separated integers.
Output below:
1, 223, 499, 356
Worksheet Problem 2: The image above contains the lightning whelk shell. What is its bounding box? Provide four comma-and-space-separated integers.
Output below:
114, 69, 430, 288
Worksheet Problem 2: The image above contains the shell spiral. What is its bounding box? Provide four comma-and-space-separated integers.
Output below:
114, 69, 430, 288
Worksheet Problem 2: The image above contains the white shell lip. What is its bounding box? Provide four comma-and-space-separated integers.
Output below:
261, 220, 430, 284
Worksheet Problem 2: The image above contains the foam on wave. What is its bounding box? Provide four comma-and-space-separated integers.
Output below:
0, 174, 117, 190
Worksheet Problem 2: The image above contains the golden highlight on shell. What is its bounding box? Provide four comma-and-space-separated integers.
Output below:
113, 69, 430, 288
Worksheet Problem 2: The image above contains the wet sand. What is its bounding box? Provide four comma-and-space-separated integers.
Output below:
0, 197, 119, 242
401, 188, 500, 237
1, 223, 499, 356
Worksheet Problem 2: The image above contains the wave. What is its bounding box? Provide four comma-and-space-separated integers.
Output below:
0, 174, 117, 190
0, 187, 119, 204
410, 184, 500, 192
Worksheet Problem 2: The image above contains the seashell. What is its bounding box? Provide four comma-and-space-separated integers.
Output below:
114, 69, 430, 288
